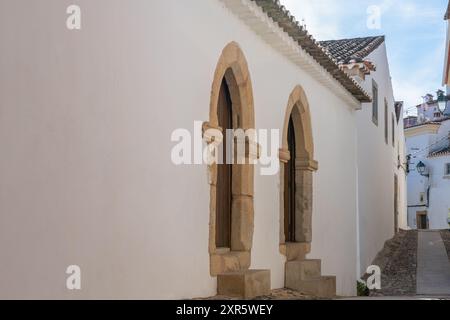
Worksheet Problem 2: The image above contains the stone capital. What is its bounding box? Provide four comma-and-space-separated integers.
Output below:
278, 148, 291, 163
295, 159, 319, 171
202, 121, 222, 144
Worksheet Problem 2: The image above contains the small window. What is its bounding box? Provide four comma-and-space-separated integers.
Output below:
445, 163, 450, 176
372, 80, 378, 125
392, 114, 395, 147
420, 193, 425, 203
384, 99, 388, 144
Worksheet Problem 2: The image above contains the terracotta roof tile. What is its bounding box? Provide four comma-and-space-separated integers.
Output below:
318, 36, 385, 64
429, 146, 450, 157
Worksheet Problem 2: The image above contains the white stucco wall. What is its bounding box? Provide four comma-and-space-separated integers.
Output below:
355, 43, 407, 277
406, 120, 450, 230
397, 129, 409, 231
0, 0, 359, 298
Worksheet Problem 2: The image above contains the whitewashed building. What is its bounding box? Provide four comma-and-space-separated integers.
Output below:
0, 0, 403, 299
405, 2, 450, 231
405, 118, 450, 229
320, 37, 408, 277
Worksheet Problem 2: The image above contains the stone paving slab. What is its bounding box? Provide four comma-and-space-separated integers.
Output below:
367, 230, 417, 296
416, 231, 450, 295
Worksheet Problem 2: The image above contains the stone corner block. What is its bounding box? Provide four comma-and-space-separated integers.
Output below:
210, 251, 251, 276
217, 269, 271, 299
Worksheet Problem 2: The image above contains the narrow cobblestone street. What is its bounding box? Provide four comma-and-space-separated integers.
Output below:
347, 230, 450, 299
368, 230, 418, 297
203, 230, 450, 300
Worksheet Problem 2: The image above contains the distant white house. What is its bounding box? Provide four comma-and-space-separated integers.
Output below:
404, 2, 450, 231
405, 118, 450, 230
404, 2, 450, 229
404, 90, 450, 127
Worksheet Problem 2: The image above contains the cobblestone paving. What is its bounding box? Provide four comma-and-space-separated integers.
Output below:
440, 230, 450, 261
367, 230, 418, 297
256, 289, 322, 300
201, 289, 319, 300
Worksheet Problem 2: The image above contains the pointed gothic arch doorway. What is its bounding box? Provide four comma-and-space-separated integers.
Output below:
279, 86, 318, 259
203, 42, 255, 276
284, 116, 296, 242
216, 78, 233, 248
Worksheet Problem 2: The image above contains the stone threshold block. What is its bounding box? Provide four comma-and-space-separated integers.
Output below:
285, 260, 336, 298
284, 242, 311, 261
217, 270, 271, 299
286, 260, 321, 281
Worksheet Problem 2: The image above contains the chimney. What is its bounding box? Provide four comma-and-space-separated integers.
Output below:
340, 60, 376, 84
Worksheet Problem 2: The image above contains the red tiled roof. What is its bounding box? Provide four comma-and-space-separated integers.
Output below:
405, 117, 450, 129
429, 147, 450, 157
318, 36, 385, 64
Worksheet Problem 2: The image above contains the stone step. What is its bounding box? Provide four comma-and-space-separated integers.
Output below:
286, 275, 336, 298
286, 259, 321, 281
217, 270, 271, 299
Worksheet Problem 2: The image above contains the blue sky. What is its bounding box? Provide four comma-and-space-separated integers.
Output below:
280, 0, 448, 115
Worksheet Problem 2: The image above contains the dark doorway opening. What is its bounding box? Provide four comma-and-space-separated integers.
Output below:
216, 79, 233, 248
284, 116, 296, 243
417, 212, 428, 230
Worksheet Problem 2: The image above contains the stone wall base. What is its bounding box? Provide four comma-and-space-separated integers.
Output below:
285, 260, 336, 298
217, 270, 271, 299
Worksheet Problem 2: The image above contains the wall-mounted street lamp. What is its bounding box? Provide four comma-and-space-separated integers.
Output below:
416, 161, 429, 177
437, 90, 448, 113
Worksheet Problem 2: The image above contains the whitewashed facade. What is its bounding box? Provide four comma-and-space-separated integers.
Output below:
0, 0, 403, 299
405, 1, 450, 231
319, 38, 408, 277
405, 120, 450, 230
355, 44, 408, 277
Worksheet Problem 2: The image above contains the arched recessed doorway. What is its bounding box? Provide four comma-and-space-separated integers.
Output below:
279, 86, 318, 259
284, 115, 296, 242
203, 42, 255, 276
216, 78, 233, 248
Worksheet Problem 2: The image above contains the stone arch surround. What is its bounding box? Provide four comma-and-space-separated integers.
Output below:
279, 85, 318, 259
203, 42, 255, 276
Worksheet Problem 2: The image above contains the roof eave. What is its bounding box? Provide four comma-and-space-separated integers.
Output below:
445, 1, 450, 20
252, 0, 371, 103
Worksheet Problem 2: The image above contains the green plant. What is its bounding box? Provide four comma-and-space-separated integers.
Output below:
357, 280, 370, 297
